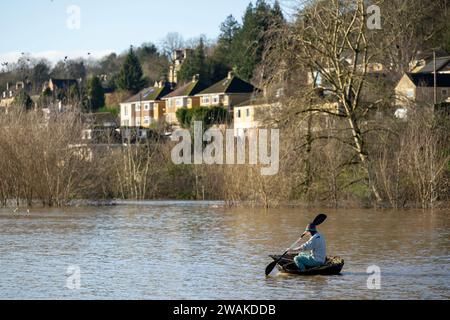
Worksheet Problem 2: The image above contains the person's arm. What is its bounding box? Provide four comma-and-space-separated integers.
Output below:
288, 247, 301, 253
297, 237, 315, 251
288, 238, 315, 253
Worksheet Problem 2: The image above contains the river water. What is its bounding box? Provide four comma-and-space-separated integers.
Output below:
0, 202, 448, 300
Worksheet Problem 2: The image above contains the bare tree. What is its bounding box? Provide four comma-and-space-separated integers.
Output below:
160, 32, 185, 57
263, 0, 390, 203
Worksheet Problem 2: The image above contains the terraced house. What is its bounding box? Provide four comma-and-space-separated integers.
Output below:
162, 75, 207, 125
120, 81, 172, 128
195, 72, 258, 111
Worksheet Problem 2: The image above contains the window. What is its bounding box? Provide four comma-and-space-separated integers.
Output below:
144, 103, 150, 111
136, 118, 141, 127
202, 97, 210, 104
149, 103, 154, 111
406, 89, 414, 99
237, 110, 241, 118
136, 103, 141, 112
176, 98, 184, 107
276, 88, 284, 98
212, 95, 220, 104
144, 116, 151, 124
246, 109, 250, 117
124, 106, 128, 116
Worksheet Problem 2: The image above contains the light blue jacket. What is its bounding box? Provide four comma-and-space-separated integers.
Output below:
294, 233, 327, 263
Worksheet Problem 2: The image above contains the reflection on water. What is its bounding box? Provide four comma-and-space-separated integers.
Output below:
0, 202, 448, 300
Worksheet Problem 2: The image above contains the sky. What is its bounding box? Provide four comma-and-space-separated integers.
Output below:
0, 0, 257, 64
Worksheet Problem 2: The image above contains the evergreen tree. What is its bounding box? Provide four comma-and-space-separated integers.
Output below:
228, 1, 285, 81
271, 0, 284, 26
178, 38, 209, 84
231, 1, 265, 81
116, 47, 147, 93
87, 76, 105, 111
207, 56, 229, 85
215, 15, 241, 68
220, 15, 240, 45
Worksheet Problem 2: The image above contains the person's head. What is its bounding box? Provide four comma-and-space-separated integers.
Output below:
302, 224, 318, 239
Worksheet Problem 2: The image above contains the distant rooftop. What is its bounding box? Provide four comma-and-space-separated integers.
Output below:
197, 73, 258, 95
124, 83, 172, 103
407, 73, 450, 87
163, 79, 207, 99
416, 56, 450, 73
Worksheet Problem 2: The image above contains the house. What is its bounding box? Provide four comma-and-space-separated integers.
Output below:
43, 78, 79, 94
195, 72, 258, 111
395, 73, 450, 109
40, 78, 80, 113
234, 98, 272, 137
81, 112, 120, 143
412, 56, 450, 74
162, 75, 207, 125
410, 53, 450, 74
120, 81, 172, 128
0, 81, 26, 108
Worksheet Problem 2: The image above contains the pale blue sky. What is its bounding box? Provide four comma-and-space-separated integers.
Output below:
0, 0, 261, 63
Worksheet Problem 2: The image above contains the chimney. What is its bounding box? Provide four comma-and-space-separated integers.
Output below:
227, 71, 234, 80
154, 80, 159, 87
192, 74, 199, 82
6, 82, 9, 90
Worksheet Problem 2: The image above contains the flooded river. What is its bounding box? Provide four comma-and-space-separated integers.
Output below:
0, 202, 448, 299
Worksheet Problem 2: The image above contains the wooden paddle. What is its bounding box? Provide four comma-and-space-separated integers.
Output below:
265, 214, 327, 276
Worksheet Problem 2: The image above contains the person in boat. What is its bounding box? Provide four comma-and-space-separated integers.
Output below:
287, 223, 326, 271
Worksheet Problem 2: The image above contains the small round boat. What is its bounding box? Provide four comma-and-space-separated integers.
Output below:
269, 254, 344, 276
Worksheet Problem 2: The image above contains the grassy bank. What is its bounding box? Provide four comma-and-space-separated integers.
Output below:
0, 110, 449, 209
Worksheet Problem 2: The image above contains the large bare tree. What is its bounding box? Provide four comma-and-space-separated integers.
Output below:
264, 0, 386, 203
